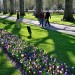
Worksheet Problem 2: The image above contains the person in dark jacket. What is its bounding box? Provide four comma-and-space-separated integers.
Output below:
45, 10, 51, 26
39, 10, 44, 27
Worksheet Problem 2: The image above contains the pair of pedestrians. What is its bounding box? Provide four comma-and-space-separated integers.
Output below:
39, 10, 51, 27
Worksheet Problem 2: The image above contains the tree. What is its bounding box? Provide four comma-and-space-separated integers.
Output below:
35, 0, 43, 17
63, 0, 74, 21
3, 0, 8, 14
0, 0, 1, 13
19, 0, 25, 16
24, 0, 34, 10
15, 0, 19, 11
10, 0, 15, 15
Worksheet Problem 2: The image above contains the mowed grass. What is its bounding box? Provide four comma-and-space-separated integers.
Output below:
50, 13, 75, 26
0, 18, 75, 68
23, 13, 75, 26
0, 48, 21, 75
12, 13, 75, 26
0, 12, 75, 26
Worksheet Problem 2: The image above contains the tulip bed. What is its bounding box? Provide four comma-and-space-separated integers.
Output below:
0, 29, 75, 75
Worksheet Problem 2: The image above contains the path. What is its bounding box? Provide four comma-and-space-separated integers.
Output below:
0, 15, 75, 35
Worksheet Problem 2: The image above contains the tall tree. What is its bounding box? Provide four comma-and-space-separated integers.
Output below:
0, 0, 1, 13
10, 0, 15, 15
24, 0, 34, 10
19, 0, 25, 16
15, 0, 19, 11
3, 0, 8, 14
63, 0, 74, 21
35, 0, 43, 17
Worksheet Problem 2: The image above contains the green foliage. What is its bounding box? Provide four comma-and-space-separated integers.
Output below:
0, 48, 21, 75
50, 13, 75, 26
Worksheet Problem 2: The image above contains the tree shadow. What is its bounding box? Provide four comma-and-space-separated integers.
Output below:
0, 48, 20, 75
31, 28, 75, 67
61, 19, 75, 26
0, 18, 21, 37
11, 25, 21, 37
69, 21, 75, 26
0, 18, 15, 30
0, 18, 10, 24
4, 22, 15, 30
47, 30, 75, 67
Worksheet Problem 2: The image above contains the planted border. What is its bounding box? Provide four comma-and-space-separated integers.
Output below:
0, 29, 75, 75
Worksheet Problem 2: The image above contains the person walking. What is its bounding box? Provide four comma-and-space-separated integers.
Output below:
45, 10, 51, 27
39, 10, 44, 27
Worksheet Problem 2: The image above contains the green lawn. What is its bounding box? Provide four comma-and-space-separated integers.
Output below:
50, 13, 75, 26
23, 13, 75, 26
0, 12, 75, 26
0, 18, 75, 68
0, 48, 21, 75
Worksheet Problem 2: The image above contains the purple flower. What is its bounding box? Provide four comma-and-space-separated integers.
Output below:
64, 72, 69, 75
39, 70, 42, 75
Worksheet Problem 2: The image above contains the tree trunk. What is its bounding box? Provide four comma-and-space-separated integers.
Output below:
0, 0, 1, 13
19, 0, 25, 16
35, 0, 43, 18
10, 0, 15, 15
63, 0, 74, 21
3, 0, 8, 14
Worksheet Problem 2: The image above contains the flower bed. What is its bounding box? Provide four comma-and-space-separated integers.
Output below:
0, 29, 75, 75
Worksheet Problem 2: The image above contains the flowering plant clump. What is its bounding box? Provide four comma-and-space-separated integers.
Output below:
0, 29, 75, 75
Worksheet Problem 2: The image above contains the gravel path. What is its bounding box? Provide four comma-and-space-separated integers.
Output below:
0, 15, 75, 35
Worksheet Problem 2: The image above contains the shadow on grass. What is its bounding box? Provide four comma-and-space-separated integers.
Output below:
11, 25, 21, 37
69, 21, 75, 26
0, 18, 13, 24
63, 20, 75, 26
61, 17, 75, 26
0, 18, 21, 37
0, 18, 75, 67
0, 18, 15, 30
47, 30, 75, 67
0, 49, 20, 75
31, 28, 75, 67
